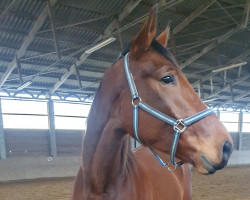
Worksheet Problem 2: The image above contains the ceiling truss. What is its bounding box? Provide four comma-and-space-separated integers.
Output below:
0, 0, 249, 108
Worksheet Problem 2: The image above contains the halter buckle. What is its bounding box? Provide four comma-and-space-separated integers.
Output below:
174, 119, 187, 133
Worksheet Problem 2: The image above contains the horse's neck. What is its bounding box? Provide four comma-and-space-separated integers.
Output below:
81, 61, 134, 197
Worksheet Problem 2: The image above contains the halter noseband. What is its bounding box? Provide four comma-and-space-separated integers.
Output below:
123, 53, 215, 171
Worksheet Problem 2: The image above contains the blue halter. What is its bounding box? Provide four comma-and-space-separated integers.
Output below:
123, 53, 215, 171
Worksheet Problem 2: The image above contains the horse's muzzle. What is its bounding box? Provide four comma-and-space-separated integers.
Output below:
201, 141, 233, 174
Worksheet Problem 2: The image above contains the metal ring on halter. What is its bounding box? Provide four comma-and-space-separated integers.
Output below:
173, 119, 187, 133
132, 96, 142, 106
167, 162, 177, 172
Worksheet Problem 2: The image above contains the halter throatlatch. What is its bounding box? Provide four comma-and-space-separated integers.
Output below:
123, 53, 215, 171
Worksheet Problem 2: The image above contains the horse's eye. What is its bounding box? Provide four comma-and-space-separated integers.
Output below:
161, 75, 174, 85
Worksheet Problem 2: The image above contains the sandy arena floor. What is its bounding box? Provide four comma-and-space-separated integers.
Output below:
0, 166, 249, 200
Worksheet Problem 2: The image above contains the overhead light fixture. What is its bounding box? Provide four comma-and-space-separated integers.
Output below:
212, 62, 247, 73
85, 37, 116, 54
17, 80, 32, 91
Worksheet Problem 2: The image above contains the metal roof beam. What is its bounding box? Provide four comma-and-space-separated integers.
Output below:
191, 49, 250, 87
0, 55, 111, 74
180, 27, 239, 69
0, 0, 16, 19
241, 0, 250, 28
172, 0, 216, 35
215, 1, 239, 26
47, 1, 61, 60
7, 69, 102, 84
48, 0, 142, 94
37, 14, 112, 34
205, 73, 250, 99
3, 84, 97, 95
220, 90, 250, 106
198, 13, 230, 25
0, 26, 102, 46
59, 0, 113, 15
0, 0, 57, 88
219, 0, 246, 8
74, 65, 83, 89
0, 7, 36, 21
159, 5, 227, 26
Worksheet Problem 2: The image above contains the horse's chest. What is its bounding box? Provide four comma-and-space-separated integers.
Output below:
115, 173, 187, 200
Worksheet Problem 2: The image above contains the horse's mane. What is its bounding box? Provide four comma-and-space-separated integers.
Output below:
121, 135, 139, 177
85, 70, 138, 178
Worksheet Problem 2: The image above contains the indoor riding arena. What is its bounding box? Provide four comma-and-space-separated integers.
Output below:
0, 0, 250, 200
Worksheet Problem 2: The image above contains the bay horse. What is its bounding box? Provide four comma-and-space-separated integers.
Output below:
71, 6, 233, 200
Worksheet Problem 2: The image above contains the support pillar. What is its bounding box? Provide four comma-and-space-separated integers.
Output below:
238, 110, 243, 151
216, 109, 220, 119
0, 99, 6, 159
47, 100, 57, 157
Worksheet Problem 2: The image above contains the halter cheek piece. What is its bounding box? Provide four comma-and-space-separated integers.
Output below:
123, 53, 215, 171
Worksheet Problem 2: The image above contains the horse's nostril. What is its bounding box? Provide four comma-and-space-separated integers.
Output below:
222, 141, 233, 162
212, 141, 233, 171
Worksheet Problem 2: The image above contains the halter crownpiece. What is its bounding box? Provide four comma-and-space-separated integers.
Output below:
123, 52, 215, 171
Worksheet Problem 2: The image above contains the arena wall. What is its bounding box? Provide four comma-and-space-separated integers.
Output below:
0, 129, 249, 181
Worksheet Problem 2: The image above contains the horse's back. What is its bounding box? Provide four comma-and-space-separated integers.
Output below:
133, 146, 192, 200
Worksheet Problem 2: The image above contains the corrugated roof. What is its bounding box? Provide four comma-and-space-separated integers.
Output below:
0, 0, 249, 107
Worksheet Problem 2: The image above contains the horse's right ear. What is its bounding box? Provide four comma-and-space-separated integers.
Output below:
156, 25, 170, 47
130, 5, 158, 57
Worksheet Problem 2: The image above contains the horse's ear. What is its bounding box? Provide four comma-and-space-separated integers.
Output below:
156, 25, 170, 47
130, 5, 158, 57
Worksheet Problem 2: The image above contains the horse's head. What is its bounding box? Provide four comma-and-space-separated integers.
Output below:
120, 6, 233, 174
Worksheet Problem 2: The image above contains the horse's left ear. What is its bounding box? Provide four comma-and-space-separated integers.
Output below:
130, 5, 158, 57
156, 25, 170, 47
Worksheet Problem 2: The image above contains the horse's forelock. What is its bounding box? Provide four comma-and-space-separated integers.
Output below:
116, 39, 178, 68
150, 40, 178, 67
